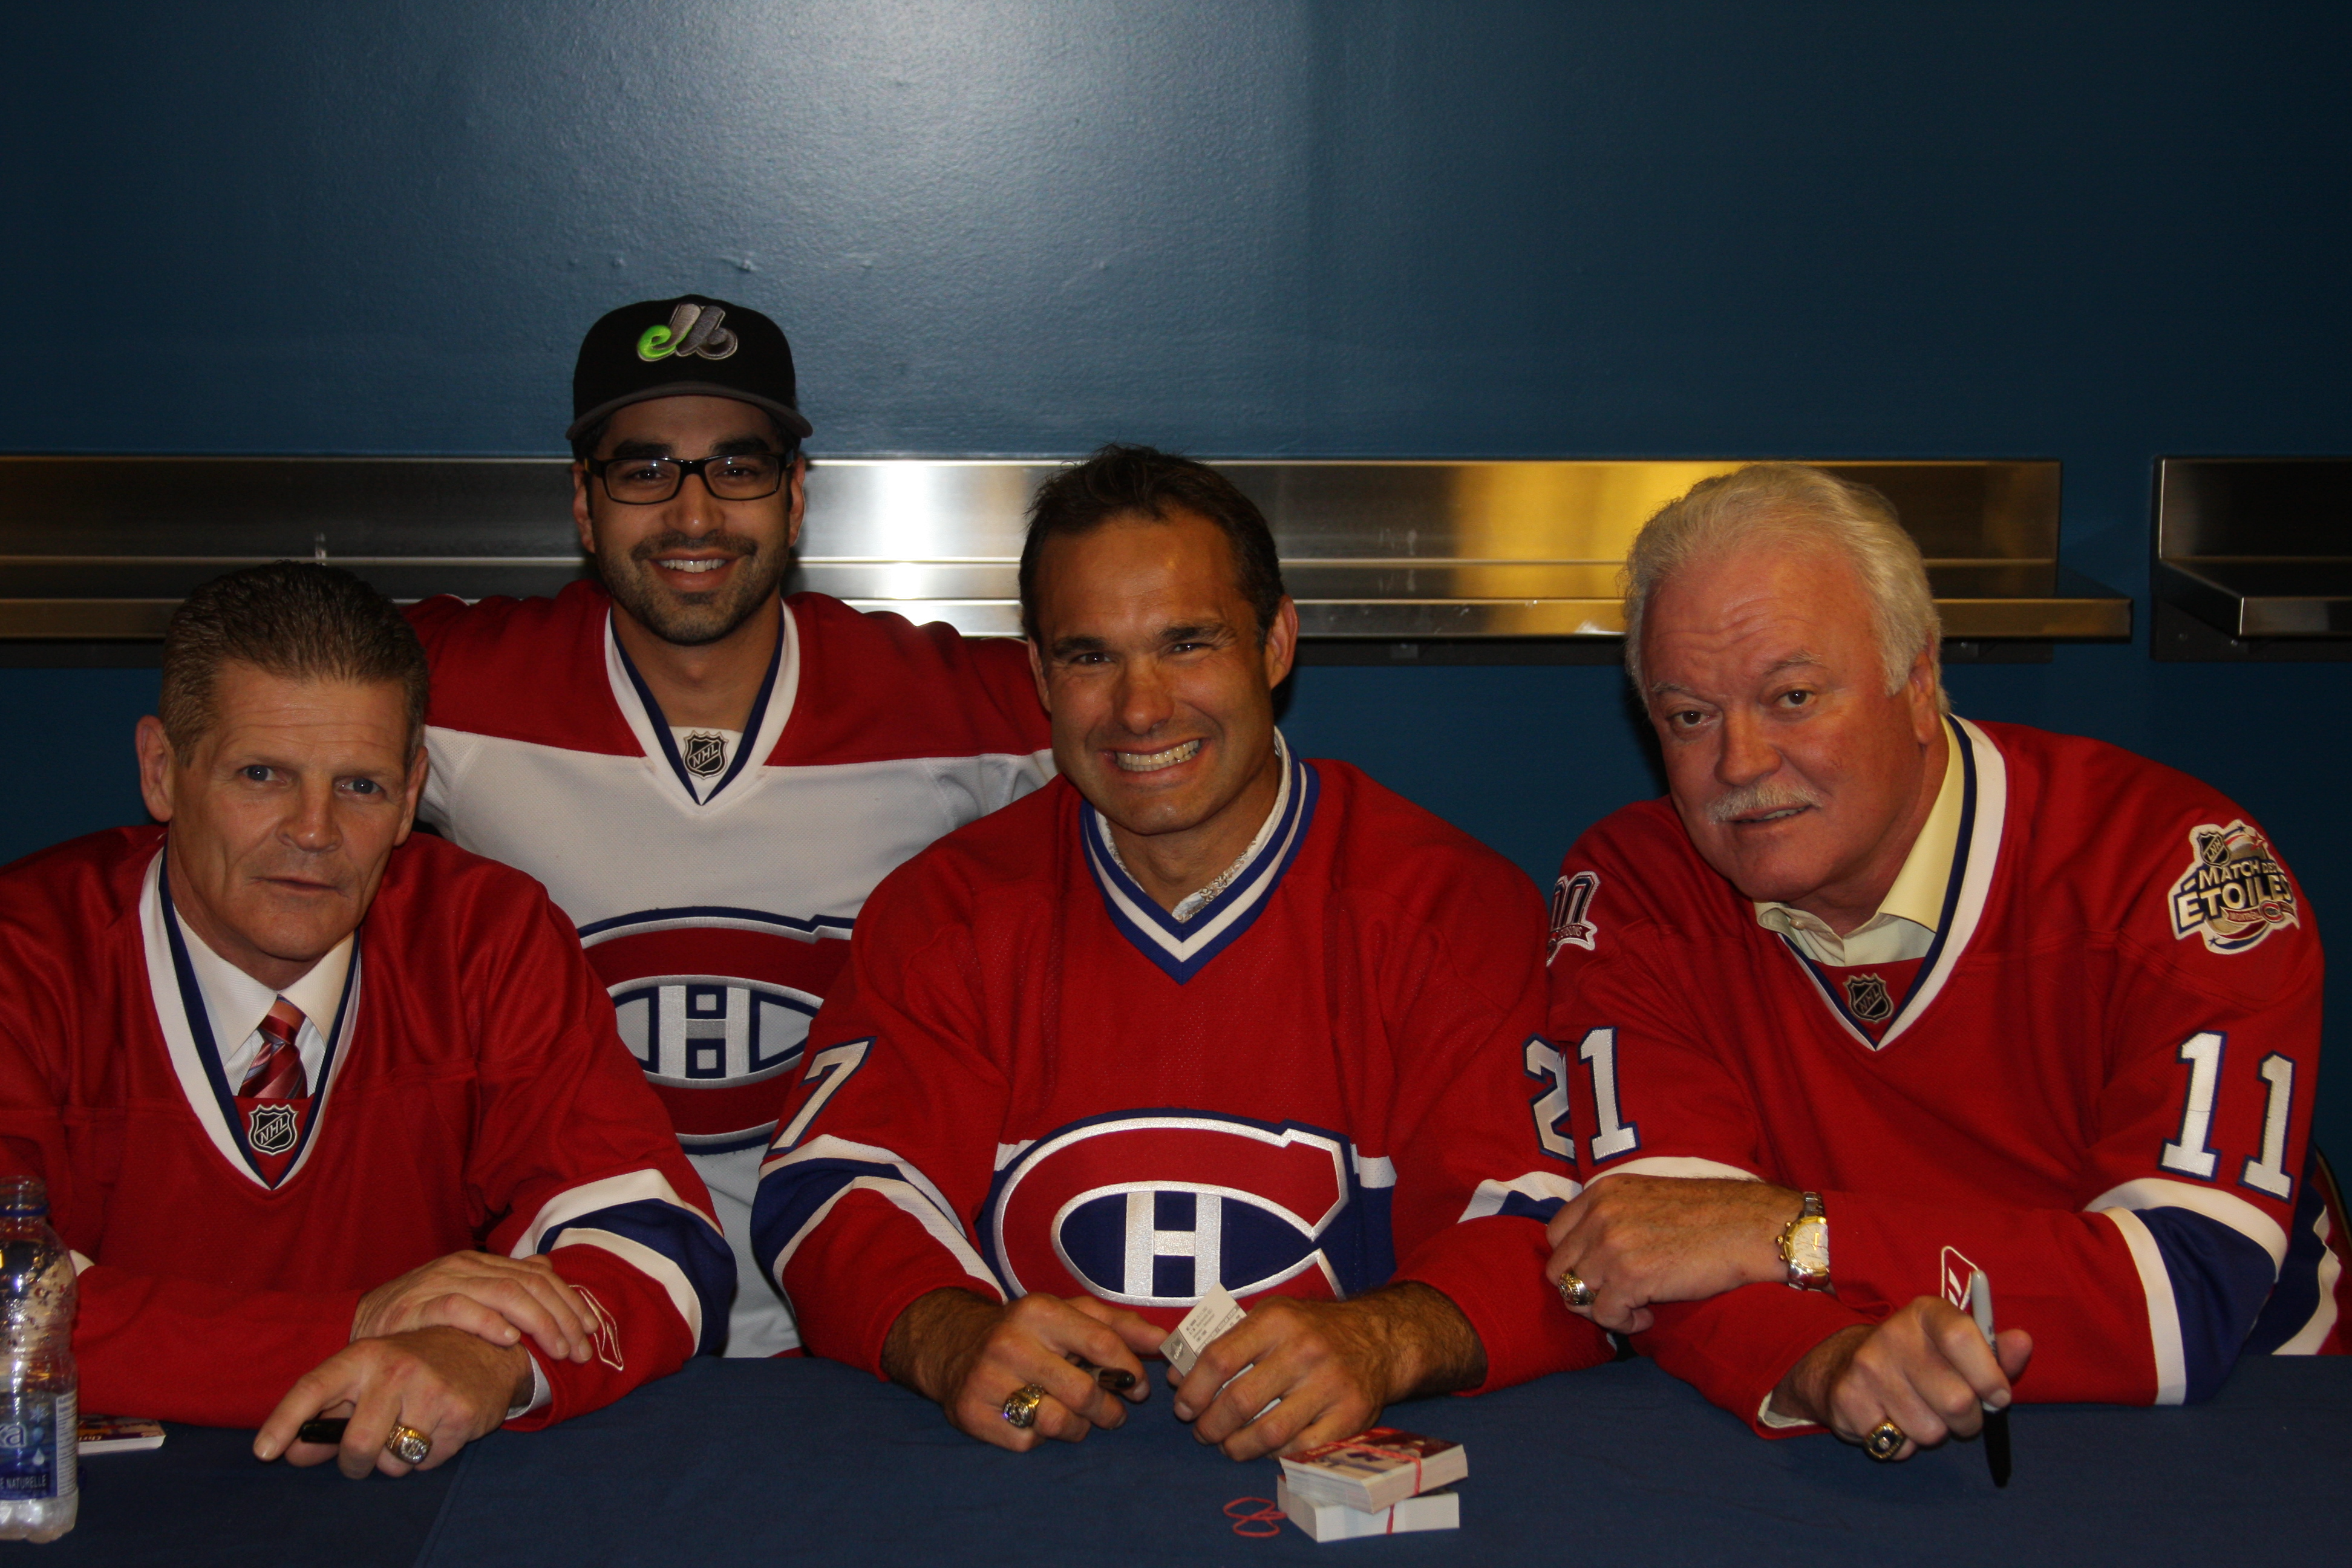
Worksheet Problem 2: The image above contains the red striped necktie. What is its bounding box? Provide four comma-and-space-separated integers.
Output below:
240, 996, 309, 1101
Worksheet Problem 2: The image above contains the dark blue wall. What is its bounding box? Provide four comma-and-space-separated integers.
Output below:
9, 2, 2350, 1144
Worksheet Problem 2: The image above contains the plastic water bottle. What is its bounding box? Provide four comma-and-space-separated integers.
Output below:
0, 1177, 76, 1541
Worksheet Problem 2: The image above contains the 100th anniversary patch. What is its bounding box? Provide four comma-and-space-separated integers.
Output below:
1546, 871, 1599, 961
2171, 820, 2299, 955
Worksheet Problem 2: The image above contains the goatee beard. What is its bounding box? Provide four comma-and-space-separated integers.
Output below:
599, 537, 789, 647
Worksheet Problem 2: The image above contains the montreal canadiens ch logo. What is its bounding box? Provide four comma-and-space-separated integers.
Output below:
581, 911, 851, 1149
985, 1114, 1376, 1311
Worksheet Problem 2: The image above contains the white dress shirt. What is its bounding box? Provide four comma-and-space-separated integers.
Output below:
172, 912, 352, 1089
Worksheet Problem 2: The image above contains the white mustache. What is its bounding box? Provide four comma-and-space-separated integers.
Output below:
1705, 780, 1823, 825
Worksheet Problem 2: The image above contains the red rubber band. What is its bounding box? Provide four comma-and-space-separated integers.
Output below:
1224, 1495, 1285, 1538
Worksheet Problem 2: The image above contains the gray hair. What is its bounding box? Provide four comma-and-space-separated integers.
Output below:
1621, 463, 1946, 711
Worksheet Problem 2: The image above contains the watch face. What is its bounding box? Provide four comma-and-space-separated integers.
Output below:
1788, 1219, 1830, 1275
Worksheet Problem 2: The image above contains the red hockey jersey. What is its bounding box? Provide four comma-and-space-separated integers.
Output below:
755, 748, 1611, 1392
1546, 716, 2347, 1431
408, 583, 1051, 1356
0, 827, 734, 1428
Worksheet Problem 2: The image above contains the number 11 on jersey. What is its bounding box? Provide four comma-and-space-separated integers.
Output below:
2158, 1030, 2296, 1200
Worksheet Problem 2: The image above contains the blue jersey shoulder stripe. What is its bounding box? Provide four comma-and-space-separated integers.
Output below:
2137, 1205, 2278, 1400
2243, 1147, 2337, 1356
537, 1197, 737, 1356
750, 1155, 921, 1278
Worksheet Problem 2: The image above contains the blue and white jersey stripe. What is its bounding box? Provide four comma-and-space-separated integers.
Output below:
513, 1171, 736, 1356
753, 1134, 1005, 1302
2244, 1147, 2345, 1356
1459, 1171, 1586, 1224
2090, 1173, 2293, 1403
1081, 740, 1318, 985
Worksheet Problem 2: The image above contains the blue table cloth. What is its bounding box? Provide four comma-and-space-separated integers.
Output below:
31, 1354, 2352, 1564
420, 1354, 2352, 1566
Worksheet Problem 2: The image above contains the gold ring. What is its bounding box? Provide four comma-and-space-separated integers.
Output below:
384, 1423, 433, 1465
1864, 1419, 1906, 1460
1001, 1384, 1047, 1429
1555, 1270, 1595, 1309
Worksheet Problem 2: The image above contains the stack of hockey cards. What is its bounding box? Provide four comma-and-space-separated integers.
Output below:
1276, 1480, 1460, 1542
76, 1417, 165, 1454
1161, 1289, 1465, 1543
1277, 1428, 1466, 1543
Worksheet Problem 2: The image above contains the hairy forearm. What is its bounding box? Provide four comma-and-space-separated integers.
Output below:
1342, 1281, 1488, 1402
498, 1340, 536, 1410
1768, 1324, 1869, 1425
880, 1287, 1003, 1404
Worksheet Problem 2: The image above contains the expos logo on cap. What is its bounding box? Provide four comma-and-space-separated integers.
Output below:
567, 293, 814, 444
635, 300, 739, 363
982, 1112, 1398, 1319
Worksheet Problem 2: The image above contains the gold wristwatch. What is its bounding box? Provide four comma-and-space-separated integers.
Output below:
1778, 1191, 1831, 1291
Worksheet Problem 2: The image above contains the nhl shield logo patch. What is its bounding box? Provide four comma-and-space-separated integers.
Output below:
682, 731, 728, 777
2171, 820, 2299, 955
247, 1102, 299, 1155
1546, 871, 1600, 962
1843, 972, 1895, 1024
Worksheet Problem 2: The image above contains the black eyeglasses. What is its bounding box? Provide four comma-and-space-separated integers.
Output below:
587, 449, 794, 504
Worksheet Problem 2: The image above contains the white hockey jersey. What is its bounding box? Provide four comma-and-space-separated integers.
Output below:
410, 582, 1053, 1354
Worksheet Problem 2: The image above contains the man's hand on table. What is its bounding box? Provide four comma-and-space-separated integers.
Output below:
351, 1249, 595, 1365
883, 1289, 1160, 1452
1172, 1282, 1487, 1462
1769, 1297, 2034, 1458
1543, 1175, 1802, 1333
255, 1325, 535, 1478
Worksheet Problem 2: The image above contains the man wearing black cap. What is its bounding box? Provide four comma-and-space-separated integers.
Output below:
407, 295, 1053, 1358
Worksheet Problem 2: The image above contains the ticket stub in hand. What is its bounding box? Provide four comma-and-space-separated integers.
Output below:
1160, 1284, 1249, 1377
1277, 1479, 1459, 1543
1279, 1428, 1467, 1513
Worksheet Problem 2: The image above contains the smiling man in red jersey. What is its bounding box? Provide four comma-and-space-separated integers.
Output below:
407, 297, 1051, 1360
1541, 464, 2350, 1464
0, 564, 729, 1480
755, 445, 1607, 1457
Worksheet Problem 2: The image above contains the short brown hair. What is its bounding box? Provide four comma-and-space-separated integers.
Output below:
158, 563, 431, 754
1019, 445, 1287, 643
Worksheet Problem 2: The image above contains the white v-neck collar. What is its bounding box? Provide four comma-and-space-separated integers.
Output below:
139, 848, 364, 1189
1772, 714, 2008, 1051
171, 903, 351, 1091
603, 599, 800, 808
1102, 733, 1294, 923
1081, 736, 1318, 985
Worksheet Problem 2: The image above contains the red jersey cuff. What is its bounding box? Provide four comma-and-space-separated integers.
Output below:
1636, 1285, 1877, 1436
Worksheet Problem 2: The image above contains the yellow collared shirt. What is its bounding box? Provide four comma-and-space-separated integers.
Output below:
1754, 731, 1963, 966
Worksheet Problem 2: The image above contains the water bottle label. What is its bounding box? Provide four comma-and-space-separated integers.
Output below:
0, 1390, 73, 1500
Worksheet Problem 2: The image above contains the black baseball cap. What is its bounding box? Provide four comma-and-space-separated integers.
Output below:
566, 294, 814, 444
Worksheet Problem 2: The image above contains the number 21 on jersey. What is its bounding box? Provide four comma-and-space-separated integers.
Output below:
1526, 1027, 1641, 1165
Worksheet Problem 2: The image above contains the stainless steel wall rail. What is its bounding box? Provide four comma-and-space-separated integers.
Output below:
0, 457, 2125, 642
2157, 458, 2352, 639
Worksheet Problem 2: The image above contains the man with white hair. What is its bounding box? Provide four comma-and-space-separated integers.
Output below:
1540, 463, 2349, 1462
